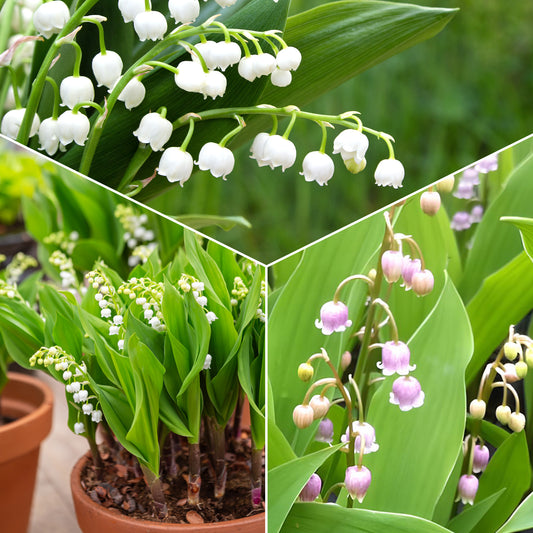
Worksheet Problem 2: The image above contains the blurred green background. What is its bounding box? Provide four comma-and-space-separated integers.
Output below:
150, 0, 533, 263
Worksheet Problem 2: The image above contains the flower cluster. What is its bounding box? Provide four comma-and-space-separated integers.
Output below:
48, 249, 77, 288
43, 230, 80, 256
177, 273, 218, 324
4, 251, 37, 285
114, 204, 156, 266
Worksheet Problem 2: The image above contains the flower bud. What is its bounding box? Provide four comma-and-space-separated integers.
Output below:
270, 68, 292, 87
298, 363, 314, 382
344, 156, 367, 174
469, 399, 486, 420
508, 412, 526, 433
504, 341, 522, 361
158, 147, 194, 186
300, 151, 335, 186
33, 1, 69, 39
526, 347, 533, 367
457, 474, 478, 505
276, 46, 302, 71
420, 191, 441, 216
381, 250, 403, 283
472, 444, 490, 473
374, 158, 404, 188
315, 418, 334, 443
401, 256, 421, 290
92, 51, 123, 88
341, 351, 352, 371
436, 175, 454, 193
341, 421, 379, 454
309, 395, 330, 419
344, 465, 371, 503
299, 473, 321, 502
293, 404, 314, 429
503, 363, 520, 383
315, 300, 352, 335
411, 269, 434, 296
495, 405, 511, 425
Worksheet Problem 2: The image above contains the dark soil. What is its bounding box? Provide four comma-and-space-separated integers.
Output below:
80, 430, 265, 524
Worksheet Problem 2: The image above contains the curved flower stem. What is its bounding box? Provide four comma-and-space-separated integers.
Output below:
371, 298, 399, 343
45, 76, 60, 120
398, 235, 426, 269
82, 18, 107, 54
180, 117, 195, 151
318, 121, 328, 154
333, 275, 374, 304
380, 132, 396, 159
219, 114, 245, 147
348, 375, 364, 423
323, 482, 345, 503
302, 377, 338, 404
492, 382, 520, 413
281, 111, 297, 140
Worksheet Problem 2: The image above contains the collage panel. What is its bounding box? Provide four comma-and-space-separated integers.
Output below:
267, 136, 533, 532
0, 139, 265, 531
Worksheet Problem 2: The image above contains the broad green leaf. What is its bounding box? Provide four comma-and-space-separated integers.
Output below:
175, 215, 251, 231
282, 503, 454, 533
501, 216, 533, 263
268, 444, 343, 533
465, 252, 533, 385
496, 493, 533, 533
71, 239, 124, 274
447, 491, 505, 533
471, 432, 530, 533
362, 276, 473, 519
432, 449, 463, 526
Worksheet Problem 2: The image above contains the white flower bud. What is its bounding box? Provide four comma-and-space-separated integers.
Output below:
300, 151, 335, 186
420, 191, 441, 216
309, 395, 330, 419
67, 381, 81, 393
175, 61, 205, 93
293, 404, 314, 429
191, 282, 204, 291
276, 46, 302, 71
118, 0, 147, 23
118, 339, 125, 350
1, 108, 40, 139
509, 412, 526, 432
114, 77, 146, 110
91, 410, 103, 423
144, 309, 154, 320
74, 422, 85, 434
101, 308, 111, 318
469, 399, 486, 420
38, 117, 60, 155
77, 389, 88, 403
196, 295, 208, 307
249, 132, 270, 166
169, 0, 200, 24
33, 1, 69, 39
63, 370, 72, 381
92, 51, 123, 88
271, 68, 292, 87
72, 392, 80, 403
113, 315, 123, 325
238, 56, 256, 82
133, 10, 167, 42
374, 159, 405, 189
109, 325, 120, 336
208, 41, 242, 71
203, 354, 212, 370
60, 76, 95, 109
82, 403, 94, 415
133, 112, 173, 151
196, 142, 234, 179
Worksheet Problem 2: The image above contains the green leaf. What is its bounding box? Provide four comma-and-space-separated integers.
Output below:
447, 491, 505, 533
500, 216, 533, 263
496, 493, 533, 533
282, 503, 454, 533
175, 214, 251, 231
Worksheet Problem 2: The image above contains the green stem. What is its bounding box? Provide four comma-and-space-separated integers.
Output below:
45, 76, 60, 119
70, 41, 83, 77
282, 111, 297, 140
333, 275, 373, 303
82, 18, 107, 54
180, 117, 195, 151
318, 121, 328, 153
219, 115, 245, 147
7, 67, 21, 108
117, 144, 153, 192
0, 0, 15, 102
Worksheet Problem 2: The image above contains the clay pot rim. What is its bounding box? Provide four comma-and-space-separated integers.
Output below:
71, 452, 265, 531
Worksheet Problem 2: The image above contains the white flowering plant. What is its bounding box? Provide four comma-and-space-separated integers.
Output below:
268, 141, 533, 532
0, 0, 456, 201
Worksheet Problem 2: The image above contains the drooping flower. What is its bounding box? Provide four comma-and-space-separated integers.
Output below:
276, 46, 302, 71
91, 410, 103, 423
470, 205, 484, 223
495, 405, 511, 425
333, 129, 369, 162
60, 76, 95, 109
133, 10, 168, 41
508, 412, 526, 432
175, 60, 205, 93
374, 159, 404, 188
469, 399, 486, 420
74, 421, 85, 435
450, 211, 472, 231
238, 54, 276, 81
472, 444, 490, 473
315, 418, 334, 443
193, 41, 241, 71
115, 77, 146, 110
299, 473, 322, 502
202, 70, 227, 99
315, 300, 352, 335
57, 110, 90, 146
293, 404, 314, 429
344, 466, 371, 503
271, 68, 292, 87
420, 191, 441, 216
475, 154, 498, 174
158, 147, 194, 186
454, 180, 475, 200
1, 108, 40, 139
196, 142, 235, 179
411, 269, 434, 296
462, 167, 480, 185
249, 132, 270, 166
33, 0, 69, 39
341, 421, 379, 454
377, 341, 415, 376
38, 117, 60, 155
301, 151, 335, 186
92, 51, 123, 88
309, 395, 330, 419
401, 256, 421, 290
390, 376, 424, 411
259, 135, 296, 171
381, 250, 403, 283
169, 0, 200, 24
457, 474, 478, 505
133, 112, 173, 151
118, 0, 146, 22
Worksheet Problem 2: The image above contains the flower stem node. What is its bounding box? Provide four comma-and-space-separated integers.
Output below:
133, 112, 173, 152
344, 465, 371, 503
299, 473, 322, 502
411, 269, 434, 296
300, 151, 335, 186
472, 444, 490, 473
508, 412, 526, 433
92, 51, 123, 88
33, 1, 70, 39
341, 421, 379, 454
436, 175, 455, 193
315, 418, 334, 443
333, 129, 369, 162
60, 76, 95, 109
504, 341, 522, 362
420, 191, 441, 216
293, 404, 315, 429
378, 341, 415, 376
495, 404, 511, 425
309, 395, 330, 419
133, 10, 168, 42
390, 376, 424, 411
374, 159, 405, 188
298, 363, 314, 382
315, 300, 352, 335
457, 474, 478, 505
381, 250, 403, 284
196, 142, 235, 180
1, 108, 40, 139
57, 110, 90, 146
169, 0, 200, 25
158, 147, 194, 186
469, 399, 486, 420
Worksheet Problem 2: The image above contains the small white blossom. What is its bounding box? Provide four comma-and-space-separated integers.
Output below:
191, 281, 204, 291
144, 309, 154, 320
202, 70, 227, 99
175, 60, 205, 93
66, 381, 81, 393
62, 370, 72, 381
133, 112, 173, 151
271, 68, 292, 87
300, 151, 335, 186
253, 53, 277, 77
158, 147, 194, 186
118, 0, 147, 23
118, 339, 125, 350
91, 410, 103, 423
99, 299, 108, 309
1, 108, 40, 139
92, 51, 123, 88
101, 308, 112, 318
237, 55, 256, 82
109, 325, 120, 336
113, 315, 123, 325
74, 422, 85, 434
374, 159, 405, 189
196, 142, 234, 180
82, 403, 94, 415
259, 135, 296, 171
149, 316, 161, 328
33, 1, 69, 39
133, 10, 167, 41
206, 311, 218, 323
56, 110, 90, 146
114, 77, 146, 110
73, 392, 80, 403
196, 295, 208, 307
60, 76, 95, 109
77, 390, 88, 403
169, 0, 200, 24
276, 46, 302, 71
94, 293, 103, 301
203, 354, 212, 370
193, 41, 241, 71
333, 129, 369, 162
38, 117, 60, 155
136, 297, 147, 305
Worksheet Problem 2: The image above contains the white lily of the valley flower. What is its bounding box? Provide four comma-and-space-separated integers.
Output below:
249, 132, 270, 167
115, 77, 146, 109
260, 134, 296, 171
333, 129, 369, 162
158, 147, 194, 186
301, 151, 335, 186
374, 158, 405, 188
203, 354, 212, 370
271, 68, 291, 87
237, 56, 256, 82
133, 112, 173, 151
175, 60, 205, 93
1, 108, 40, 139
133, 10, 167, 41
195, 41, 241, 71
169, 0, 200, 24
202, 70, 226, 99
38, 117, 60, 155
118, 0, 146, 23
197, 142, 234, 180
60, 75, 95, 109
74, 422, 85, 435
253, 53, 277, 77
215, 0, 238, 6
92, 51, 123, 88
33, 1, 70, 39
276, 46, 302, 71
57, 110, 90, 146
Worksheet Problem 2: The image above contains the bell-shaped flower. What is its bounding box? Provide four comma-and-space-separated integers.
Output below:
469, 399, 486, 420
420, 191, 441, 216
1, 108, 40, 139
33, 1, 69, 39
341, 421, 379, 454
411, 269, 434, 296
74, 422, 85, 435
299, 473, 322, 502
196, 142, 234, 180
450, 211, 472, 231
377, 341, 415, 376
315, 418, 334, 443
315, 300, 352, 335
390, 376, 424, 411
259, 134, 296, 171
472, 444, 490, 473
508, 412, 526, 432
333, 129, 369, 162
276, 46, 302, 71
38, 117, 60, 155
470, 205, 484, 223
271, 68, 292, 87
401, 255, 421, 290
457, 474, 478, 505
454, 180, 475, 199
157, 147, 194, 186
133, 112, 173, 151
374, 158, 405, 188
381, 250, 403, 283
57, 110, 90, 146
249, 132, 270, 167
175, 60, 205, 93
309, 395, 330, 419
300, 151, 335, 186
115, 77, 146, 110
495, 404, 511, 425
60, 75, 95, 109
475, 154, 498, 174
133, 10, 167, 41
253, 53, 277, 77
91, 410, 103, 423
118, 0, 146, 23
195, 41, 241, 71
344, 466, 371, 503
292, 404, 314, 429
237, 56, 256, 82
92, 51, 123, 88
202, 70, 227, 99
169, 0, 200, 24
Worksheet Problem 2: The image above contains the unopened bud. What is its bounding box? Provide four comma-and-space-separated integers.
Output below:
420, 190, 441, 216
298, 363, 314, 382
508, 412, 526, 432
495, 405, 511, 425
341, 351, 352, 371
368, 269, 377, 282
526, 347, 533, 367
469, 399, 486, 420
344, 156, 366, 174
436, 175, 454, 193
293, 404, 315, 429
381, 250, 403, 283
309, 395, 330, 419
299, 473, 322, 502
411, 269, 434, 296
504, 342, 522, 361
502, 363, 520, 383
515, 361, 528, 379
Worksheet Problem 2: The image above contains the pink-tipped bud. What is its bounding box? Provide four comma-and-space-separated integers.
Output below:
344, 465, 371, 503
401, 256, 422, 289
469, 399, 486, 420
472, 444, 490, 473
436, 175, 455, 193
309, 395, 330, 419
341, 351, 352, 371
299, 473, 322, 502
504, 341, 522, 361
298, 363, 314, 382
377, 340, 415, 376
496, 405, 511, 425
509, 412, 526, 432
293, 404, 315, 429
315, 300, 352, 335
390, 376, 425, 411
315, 418, 334, 443
503, 363, 520, 383
516, 361, 528, 378
411, 269, 434, 296
381, 250, 403, 283
420, 191, 441, 216
457, 474, 478, 505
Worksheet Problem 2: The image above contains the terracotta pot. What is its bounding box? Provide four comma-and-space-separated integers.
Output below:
71, 454, 265, 533
0, 372, 54, 533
